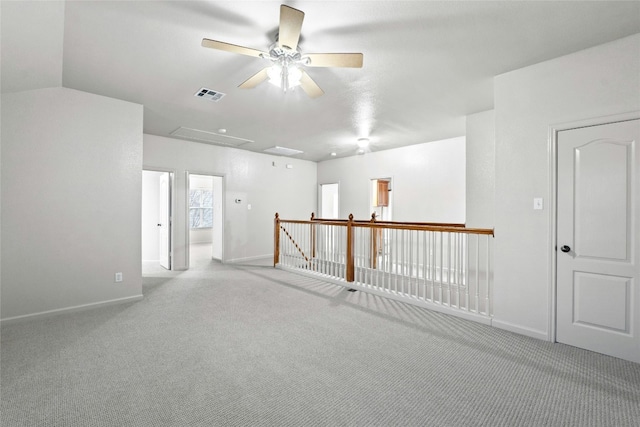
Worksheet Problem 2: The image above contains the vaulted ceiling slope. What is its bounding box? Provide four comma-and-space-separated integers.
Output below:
2, 1, 639, 161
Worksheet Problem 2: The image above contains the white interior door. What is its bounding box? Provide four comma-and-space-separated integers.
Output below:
556, 119, 639, 363
158, 172, 171, 270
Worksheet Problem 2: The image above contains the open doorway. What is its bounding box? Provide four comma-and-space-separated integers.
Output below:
319, 182, 339, 219
370, 178, 392, 221
142, 169, 173, 271
187, 173, 224, 267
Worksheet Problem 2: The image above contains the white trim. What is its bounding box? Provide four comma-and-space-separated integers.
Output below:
550, 111, 640, 133
547, 123, 558, 342
277, 265, 493, 326
547, 111, 640, 343
142, 165, 177, 174
185, 171, 226, 266
226, 254, 273, 264
492, 319, 549, 341
0, 295, 144, 325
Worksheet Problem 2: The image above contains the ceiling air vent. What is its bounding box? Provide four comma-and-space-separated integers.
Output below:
170, 127, 253, 147
195, 87, 225, 102
263, 146, 304, 156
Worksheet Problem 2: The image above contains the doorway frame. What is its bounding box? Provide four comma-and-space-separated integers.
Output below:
369, 176, 393, 221
318, 181, 340, 219
142, 166, 176, 270
185, 170, 226, 268
547, 110, 640, 343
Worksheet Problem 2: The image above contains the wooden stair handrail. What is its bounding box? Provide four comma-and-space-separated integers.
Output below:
280, 217, 493, 236
354, 222, 494, 236
310, 218, 466, 228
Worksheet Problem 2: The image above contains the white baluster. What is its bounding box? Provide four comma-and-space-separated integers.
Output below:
438, 231, 442, 301
420, 231, 424, 297
486, 235, 491, 316
447, 233, 451, 306
465, 234, 470, 311
475, 235, 480, 314
430, 231, 435, 302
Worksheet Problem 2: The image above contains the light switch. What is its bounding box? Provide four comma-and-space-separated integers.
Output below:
247, 204, 252, 210
533, 198, 543, 210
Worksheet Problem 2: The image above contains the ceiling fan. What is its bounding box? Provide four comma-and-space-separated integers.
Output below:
201, 4, 363, 98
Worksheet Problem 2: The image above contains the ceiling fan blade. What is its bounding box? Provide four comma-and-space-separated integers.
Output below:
201, 38, 266, 58
299, 71, 324, 98
278, 5, 304, 51
238, 68, 270, 89
304, 53, 364, 68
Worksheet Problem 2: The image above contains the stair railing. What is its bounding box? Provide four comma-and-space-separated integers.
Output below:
274, 213, 495, 321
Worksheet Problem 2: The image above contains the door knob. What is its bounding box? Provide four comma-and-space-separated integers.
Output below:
157, 223, 162, 227
560, 245, 571, 253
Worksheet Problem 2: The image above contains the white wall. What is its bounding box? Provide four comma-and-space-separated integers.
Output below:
317, 137, 466, 223
0, 1, 64, 93
466, 110, 495, 229
1, 87, 143, 320
143, 134, 317, 267
0, 70, 2, 316
141, 170, 163, 261
493, 33, 640, 339
189, 229, 213, 245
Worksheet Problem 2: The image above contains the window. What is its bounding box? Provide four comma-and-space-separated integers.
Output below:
189, 189, 213, 228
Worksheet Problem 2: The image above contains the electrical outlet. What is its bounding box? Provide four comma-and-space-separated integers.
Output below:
533, 198, 543, 210
115, 272, 123, 282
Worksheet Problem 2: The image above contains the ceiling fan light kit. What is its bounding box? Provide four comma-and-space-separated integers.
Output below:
265, 56, 303, 90
201, 4, 363, 98
357, 138, 370, 148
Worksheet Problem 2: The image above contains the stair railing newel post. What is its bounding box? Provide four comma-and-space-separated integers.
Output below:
370, 212, 378, 269
274, 212, 280, 267
346, 214, 355, 282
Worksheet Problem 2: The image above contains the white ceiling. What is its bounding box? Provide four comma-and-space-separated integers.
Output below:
2, 1, 640, 161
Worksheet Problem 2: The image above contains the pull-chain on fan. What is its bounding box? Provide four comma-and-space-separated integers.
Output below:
201, 4, 363, 98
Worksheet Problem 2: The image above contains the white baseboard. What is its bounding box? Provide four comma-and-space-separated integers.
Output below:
492, 319, 549, 341
226, 254, 272, 264
0, 294, 144, 325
